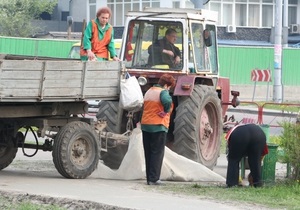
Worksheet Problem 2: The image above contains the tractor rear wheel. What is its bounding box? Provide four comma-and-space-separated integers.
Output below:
96, 101, 128, 169
173, 85, 223, 169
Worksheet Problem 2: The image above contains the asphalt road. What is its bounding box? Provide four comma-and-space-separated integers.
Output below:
1, 145, 287, 210
0, 153, 239, 210
0, 107, 291, 210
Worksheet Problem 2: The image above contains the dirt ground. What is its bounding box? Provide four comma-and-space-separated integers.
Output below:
0, 190, 134, 210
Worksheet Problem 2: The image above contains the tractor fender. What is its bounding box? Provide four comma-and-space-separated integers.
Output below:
173, 75, 214, 96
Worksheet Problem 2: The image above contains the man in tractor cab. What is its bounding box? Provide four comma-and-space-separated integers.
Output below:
147, 28, 181, 69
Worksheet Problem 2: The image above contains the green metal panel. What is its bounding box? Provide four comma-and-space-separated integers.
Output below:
218, 46, 300, 86
218, 46, 274, 85
0, 36, 36, 55
35, 39, 77, 58
0, 36, 77, 58
282, 48, 300, 86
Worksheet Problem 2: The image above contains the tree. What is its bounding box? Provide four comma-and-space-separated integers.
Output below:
0, 0, 58, 37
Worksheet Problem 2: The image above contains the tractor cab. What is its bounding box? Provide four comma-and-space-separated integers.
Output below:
120, 7, 219, 76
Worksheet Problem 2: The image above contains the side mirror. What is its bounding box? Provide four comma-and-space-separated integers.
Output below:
203, 29, 212, 47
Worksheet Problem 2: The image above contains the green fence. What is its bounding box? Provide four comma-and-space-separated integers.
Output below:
0, 36, 77, 58
218, 46, 300, 86
1, 36, 300, 86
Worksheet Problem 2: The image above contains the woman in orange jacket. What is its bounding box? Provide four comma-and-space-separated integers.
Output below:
141, 74, 176, 185
80, 7, 119, 61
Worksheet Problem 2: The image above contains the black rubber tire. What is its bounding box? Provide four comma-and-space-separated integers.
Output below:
52, 121, 99, 179
96, 101, 128, 169
173, 85, 223, 169
0, 139, 17, 170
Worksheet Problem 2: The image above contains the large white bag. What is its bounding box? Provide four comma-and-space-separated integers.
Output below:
120, 76, 144, 111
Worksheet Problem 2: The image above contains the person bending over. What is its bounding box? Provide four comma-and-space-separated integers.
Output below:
226, 124, 268, 187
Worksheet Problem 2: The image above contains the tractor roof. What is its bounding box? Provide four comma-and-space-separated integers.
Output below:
126, 7, 218, 23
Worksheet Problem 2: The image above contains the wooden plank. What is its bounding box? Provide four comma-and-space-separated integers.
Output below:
44, 60, 84, 71
1, 60, 44, 70
85, 71, 120, 80
85, 61, 122, 71
83, 87, 119, 97
43, 87, 82, 97
0, 80, 41, 88
0, 60, 121, 102
44, 71, 82, 80
0, 70, 42, 80
0, 89, 40, 97
43, 87, 119, 98
84, 80, 119, 88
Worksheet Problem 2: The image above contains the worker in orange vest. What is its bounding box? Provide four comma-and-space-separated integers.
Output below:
80, 7, 119, 61
141, 74, 176, 185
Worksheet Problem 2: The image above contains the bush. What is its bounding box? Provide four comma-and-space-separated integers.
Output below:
279, 122, 300, 180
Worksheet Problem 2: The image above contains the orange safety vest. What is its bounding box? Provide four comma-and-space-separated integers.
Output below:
80, 20, 113, 59
141, 87, 173, 129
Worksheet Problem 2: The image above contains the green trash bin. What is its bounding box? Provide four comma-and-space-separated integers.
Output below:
260, 124, 270, 143
262, 143, 278, 184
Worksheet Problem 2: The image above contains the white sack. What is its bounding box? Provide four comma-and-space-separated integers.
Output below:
119, 76, 143, 111
92, 128, 225, 182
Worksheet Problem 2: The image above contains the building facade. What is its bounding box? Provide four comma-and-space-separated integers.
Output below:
46, 0, 300, 43
64, 0, 299, 28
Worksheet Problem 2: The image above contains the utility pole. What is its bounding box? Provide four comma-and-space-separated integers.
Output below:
273, 0, 283, 103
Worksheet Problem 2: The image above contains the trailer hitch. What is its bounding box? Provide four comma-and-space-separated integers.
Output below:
94, 120, 130, 152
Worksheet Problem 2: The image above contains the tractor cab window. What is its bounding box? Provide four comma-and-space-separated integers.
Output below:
123, 20, 183, 70
190, 23, 218, 74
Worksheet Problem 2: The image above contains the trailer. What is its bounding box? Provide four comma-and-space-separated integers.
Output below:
0, 59, 125, 178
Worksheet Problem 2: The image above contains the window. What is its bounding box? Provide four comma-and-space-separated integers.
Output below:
107, 0, 160, 26
235, 4, 247, 26
206, 0, 298, 28
191, 23, 218, 73
173, 1, 180, 8
89, 5, 96, 20
223, 4, 233, 25
262, 5, 273, 27
123, 20, 183, 70
288, 7, 297, 25
209, 3, 221, 24
248, 4, 259, 27
61, 11, 69, 21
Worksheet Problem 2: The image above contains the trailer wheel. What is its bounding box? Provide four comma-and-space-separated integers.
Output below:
52, 121, 99, 179
173, 85, 223, 169
0, 138, 17, 170
96, 101, 128, 169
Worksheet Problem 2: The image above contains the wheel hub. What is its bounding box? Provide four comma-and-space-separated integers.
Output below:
200, 109, 213, 143
72, 138, 89, 164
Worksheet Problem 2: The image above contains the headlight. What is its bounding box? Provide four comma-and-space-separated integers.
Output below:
137, 76, 147, 86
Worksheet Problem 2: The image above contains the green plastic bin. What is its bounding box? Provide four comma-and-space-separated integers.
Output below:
260, 124, 270, 143
262, 143, 278, 184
